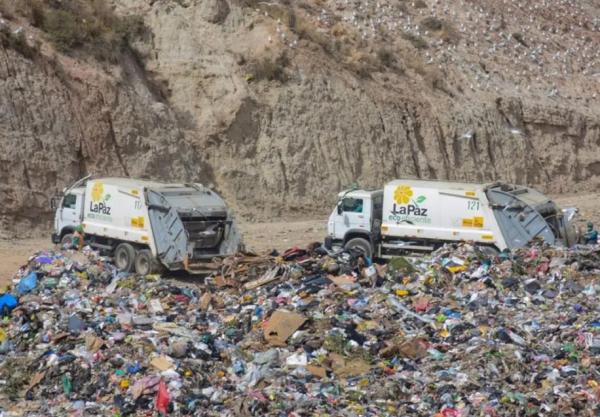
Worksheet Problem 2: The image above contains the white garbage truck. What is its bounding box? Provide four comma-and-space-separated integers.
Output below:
51, 176, 243, 274
325, 179, 579, 258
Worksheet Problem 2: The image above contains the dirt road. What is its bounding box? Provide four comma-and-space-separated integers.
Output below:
0, 219, 326, 286
0, 192, 597, 287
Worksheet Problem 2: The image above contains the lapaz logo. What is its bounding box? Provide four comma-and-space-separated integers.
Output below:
392, 204, 428, 216
392, 185, 428, 216
89, 182, 112, 215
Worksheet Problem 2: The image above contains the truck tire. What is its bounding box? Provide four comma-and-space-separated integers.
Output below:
60, 233, 73, 247
477, 245, 499, 257
134, 249, 156, 276
114, 243, 136, 272
344, 237, 373, 259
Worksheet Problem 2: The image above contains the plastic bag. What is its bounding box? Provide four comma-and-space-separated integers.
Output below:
0, 293, 18, 314
17, 272, 37, 295
155, 379, 170, 415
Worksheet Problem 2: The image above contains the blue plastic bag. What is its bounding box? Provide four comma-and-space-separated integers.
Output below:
0, 293, 18, 313
17, 272, 38, 295
35, 256, 53, 264
127, 362, 143, 374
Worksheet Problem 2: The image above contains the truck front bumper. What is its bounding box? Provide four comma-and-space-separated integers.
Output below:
51, 233, 60, 244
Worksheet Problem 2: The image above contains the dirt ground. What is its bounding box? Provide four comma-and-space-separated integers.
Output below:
551, 193, 600, 235
0, 219, 327, 287
0, 192, 598, 287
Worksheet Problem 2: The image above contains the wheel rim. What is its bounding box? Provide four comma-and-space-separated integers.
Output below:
350, 244, 368, 256
138, 257, 149, 275
117, 250, 128, 269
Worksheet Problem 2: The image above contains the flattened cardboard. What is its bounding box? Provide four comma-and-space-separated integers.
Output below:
263, 310, 306, 346
150, 355, 174, 371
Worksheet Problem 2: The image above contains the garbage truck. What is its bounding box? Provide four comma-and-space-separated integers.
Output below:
51, 176, 243, 274
325, 179, 579, 258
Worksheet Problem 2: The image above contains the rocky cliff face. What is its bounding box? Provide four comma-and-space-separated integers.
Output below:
0, 0, 599, 236
0, 38, 212, 236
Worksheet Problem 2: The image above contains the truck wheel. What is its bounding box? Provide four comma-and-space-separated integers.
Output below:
134, 249, 155, 275
60, 233, 73, 247
114, 243, 136, 272
344, 237, 373, 259
477, 245, 499, 257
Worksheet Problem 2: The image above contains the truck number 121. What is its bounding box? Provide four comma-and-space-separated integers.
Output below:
467, 200, 480, 211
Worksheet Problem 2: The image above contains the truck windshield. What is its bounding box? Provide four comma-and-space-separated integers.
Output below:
341, 198, 363, 213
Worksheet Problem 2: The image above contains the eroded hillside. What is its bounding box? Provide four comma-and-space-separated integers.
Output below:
0, 0, 599, 236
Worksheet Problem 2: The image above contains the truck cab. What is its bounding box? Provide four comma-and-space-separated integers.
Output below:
52, 187, 86, 245
326, 189, 383, 258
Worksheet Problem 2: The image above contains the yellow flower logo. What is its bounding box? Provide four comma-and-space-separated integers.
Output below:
91, 182, 104, 202
394, 185, 413, 204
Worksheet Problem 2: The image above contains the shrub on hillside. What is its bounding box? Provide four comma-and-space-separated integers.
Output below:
377, 48, 395, 67
0, 29, 38, 59
0, 0, 13, 19
421, 16, 443, 31
0, 0, 147, 63
293, 16, 335, 55
42, 9, 87, 50
248, 53, 289, 82
440, 21, 461, 45
402, 31, 428, 49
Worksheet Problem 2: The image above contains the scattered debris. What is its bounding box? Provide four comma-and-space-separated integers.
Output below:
2, 241, 600, 415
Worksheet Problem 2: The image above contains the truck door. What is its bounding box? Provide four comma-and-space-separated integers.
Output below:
58, 192, 83, 231
146, 190, 188, 269
335, 197, 371, 236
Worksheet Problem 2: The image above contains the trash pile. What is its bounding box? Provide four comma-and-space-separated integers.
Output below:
2, 242, 600, 416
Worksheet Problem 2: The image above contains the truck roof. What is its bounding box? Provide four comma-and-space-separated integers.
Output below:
386, 179, 486, 191
338, 189, 383, 199
386, 179, 556, 209
89, 177, 226, 215
90, 177, 177, 188
89, 177, 208, 191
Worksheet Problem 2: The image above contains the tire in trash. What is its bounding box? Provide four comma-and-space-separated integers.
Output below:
134, 249, 155, 276
344, 237, 372, 258
60, 233, 73, 247
114, 243, 136, 272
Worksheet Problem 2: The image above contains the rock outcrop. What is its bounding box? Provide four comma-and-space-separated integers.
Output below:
0, 0, 598, 236
0, 46, 211, 236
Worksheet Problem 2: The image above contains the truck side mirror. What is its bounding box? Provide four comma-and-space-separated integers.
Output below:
50, 197, 57, 210
337, 204, 343, 215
